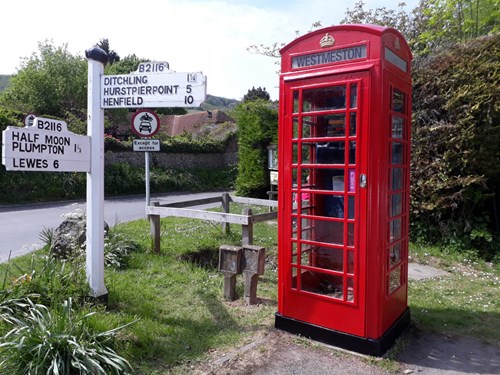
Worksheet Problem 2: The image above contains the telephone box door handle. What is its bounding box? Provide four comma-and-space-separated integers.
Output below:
360, 174, 367, 188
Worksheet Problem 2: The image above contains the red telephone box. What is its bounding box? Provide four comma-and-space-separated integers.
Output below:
275, 24, 412, 356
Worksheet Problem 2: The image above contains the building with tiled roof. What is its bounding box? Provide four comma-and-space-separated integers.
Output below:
160, 110, 234, 137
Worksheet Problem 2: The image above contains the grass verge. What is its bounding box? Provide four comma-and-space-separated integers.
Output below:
1, 205, 498, 374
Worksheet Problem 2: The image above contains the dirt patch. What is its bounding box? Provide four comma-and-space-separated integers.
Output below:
188, 324, 500, 375
192, 328, 390, 375
179, 247, 218, 269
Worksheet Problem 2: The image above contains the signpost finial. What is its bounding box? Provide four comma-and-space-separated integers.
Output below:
85, 47, 109, 66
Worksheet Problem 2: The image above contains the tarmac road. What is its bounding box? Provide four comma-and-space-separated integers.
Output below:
0, 191, 226, 263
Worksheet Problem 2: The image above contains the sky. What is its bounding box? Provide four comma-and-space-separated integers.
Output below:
1, 0, 418, 101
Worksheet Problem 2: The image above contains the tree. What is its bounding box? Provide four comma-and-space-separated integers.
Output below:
340, 1, 411, 36
0, 41, 87, 119
104, 54, 144, 75
96, 38, 120, 65
341, 0, 500, 55
243, 86, 271, 102
412, 0, 500, 54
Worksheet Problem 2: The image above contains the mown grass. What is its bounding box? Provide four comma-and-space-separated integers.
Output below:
1, 205, 499, 373
407, 243, 500, 343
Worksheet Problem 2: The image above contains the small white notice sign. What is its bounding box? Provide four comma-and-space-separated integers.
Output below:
133, 139, 160, 152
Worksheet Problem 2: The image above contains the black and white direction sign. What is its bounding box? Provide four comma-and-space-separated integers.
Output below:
101, 62, 207, 109
131, 109, 160, 137
2, 117, 90, 172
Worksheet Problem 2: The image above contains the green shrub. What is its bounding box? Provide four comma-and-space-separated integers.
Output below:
411, 34, 500, 259
233, 100, 278, 198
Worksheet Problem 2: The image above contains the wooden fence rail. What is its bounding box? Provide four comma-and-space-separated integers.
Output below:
146, 193, 278, 253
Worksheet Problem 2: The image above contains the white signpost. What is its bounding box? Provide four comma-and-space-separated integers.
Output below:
2, 117, 90, 172
2, 49, 207, 299
84, 52, 207, 298
101, 62, 206, 109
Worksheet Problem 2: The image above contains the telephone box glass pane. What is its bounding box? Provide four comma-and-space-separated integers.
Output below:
389, 267, 402, 294
348, 196, 355, 220
302, 86, 346, 111
310, 246, 344, 272
392, 116, 404, 138
392, 90, 405, 113
349, 113, 357, 136
389, 242, 402, 267
332, 175, 344, 191
309, 218, 344, 245
293, 117, 299, 139
291, 267, 298, 289
316, 142, 344, 164
349, 141, 356, 164
348, 223, 354, 246
391, 193, 403, 217
347, 278, 354, 302
391, 168, 403, 190
292, 242, 298, 264
347, 251, 354, 274
302, 115, 346, 138
302, 117, 312, 138
292, 143, 298, 164
326, 114, 346, 137
301, 270, 343, 299
391, 142, 403, 164
390, 218, 402, 241
350, 84, 358, 108
293, 91, 299, 113
301, 144, 313, 163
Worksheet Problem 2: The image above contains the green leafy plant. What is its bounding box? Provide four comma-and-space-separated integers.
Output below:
0, 254, 90, 308
0, 297, 135, 375
104, 228, 141, 269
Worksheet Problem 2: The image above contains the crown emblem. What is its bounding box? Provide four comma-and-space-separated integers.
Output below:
320, 33, 335, 48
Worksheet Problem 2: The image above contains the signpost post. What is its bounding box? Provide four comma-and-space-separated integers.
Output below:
131, 109, 160, 207
86, 47, 108, 300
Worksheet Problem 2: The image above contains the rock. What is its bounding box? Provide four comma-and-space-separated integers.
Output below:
50, 213, 108, 259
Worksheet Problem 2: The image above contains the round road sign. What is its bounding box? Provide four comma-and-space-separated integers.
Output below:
23, 113, 37, 127
131, 109, 160, 137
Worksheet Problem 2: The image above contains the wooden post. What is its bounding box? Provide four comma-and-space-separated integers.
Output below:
243, 273, 259, 305
241, 245, 266, 305
242, 208, 253, 246
223, 274, 238, 301
150, 201, 161, 254
218, 245, 242, 301
221, 192, 230, 235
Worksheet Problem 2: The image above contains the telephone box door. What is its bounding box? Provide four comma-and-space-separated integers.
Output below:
279, 71, 369, 337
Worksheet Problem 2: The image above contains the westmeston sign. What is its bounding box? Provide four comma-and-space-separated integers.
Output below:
101, 62, 207, 108
2, 117, 90, 172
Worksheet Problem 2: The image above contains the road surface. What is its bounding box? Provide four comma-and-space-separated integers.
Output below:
0, 191, 225, 263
